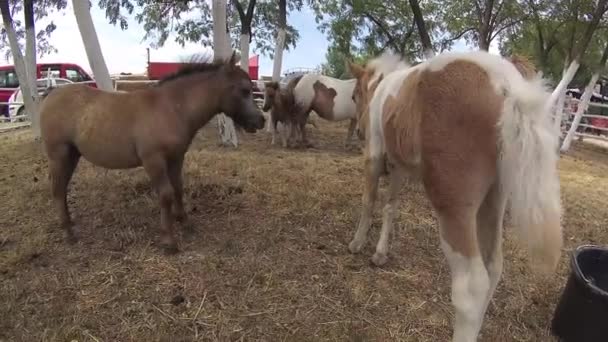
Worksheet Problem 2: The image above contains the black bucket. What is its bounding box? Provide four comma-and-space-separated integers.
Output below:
551, 245, 608, 342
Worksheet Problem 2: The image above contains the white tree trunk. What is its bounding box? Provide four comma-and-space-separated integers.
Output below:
272, 28, 286, 81
72, 0, 113, 91
1, 12, 37, 137
240, 33, 250, 72
546, 60, 580, 132
560, 72, 601, 152
24, 8, 40, 137
212, 0, 238, 147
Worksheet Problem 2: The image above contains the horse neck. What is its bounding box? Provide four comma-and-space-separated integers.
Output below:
164, 74, 224, 130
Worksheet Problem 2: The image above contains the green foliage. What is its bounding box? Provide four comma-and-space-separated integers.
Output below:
0, 0, 68, 61
310, 0, 445, 61
441, 0, 525, 50
499, 0, 608, 85
99, 0, 302, 58
319, 43, 369, 78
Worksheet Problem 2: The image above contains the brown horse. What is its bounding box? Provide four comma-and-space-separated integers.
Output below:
40, 53, 265, 254
347, 50, 562, 341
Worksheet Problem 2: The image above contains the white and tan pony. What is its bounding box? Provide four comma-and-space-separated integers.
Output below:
347, 51, 562, 342
292, 73, 358, 146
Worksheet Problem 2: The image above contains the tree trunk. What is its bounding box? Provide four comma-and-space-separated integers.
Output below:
272, 0, 287, 81
212, 0, 239, 147
0, 0, 38, 137
550, 60, 578, 132
233, 0, 256, 72
478, 34, 490, 51
24, 0, 40, 136
561, 41, 608, 152
72, 0, 113, 91
477, 0, 495, 51
240, 34, 250, 72
408, 0, 434, 58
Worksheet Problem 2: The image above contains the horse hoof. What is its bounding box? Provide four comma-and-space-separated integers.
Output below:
163, 244, 179, 255
348, 239, 364, 254
371, 252, 389, 266
65, 232, 78, 245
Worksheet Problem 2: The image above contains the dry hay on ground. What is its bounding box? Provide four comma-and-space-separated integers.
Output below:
0, 121, 607, 342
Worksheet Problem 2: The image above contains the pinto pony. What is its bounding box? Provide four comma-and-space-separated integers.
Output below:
292, 74, 358, 146
262, 75, 316, 147
347, 51, 562, 342
40, 53, 266, 254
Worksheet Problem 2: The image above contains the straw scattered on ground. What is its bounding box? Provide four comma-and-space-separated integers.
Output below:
0, 120, 607, 342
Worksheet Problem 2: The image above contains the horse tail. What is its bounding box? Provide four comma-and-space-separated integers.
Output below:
497, 74, 562, 275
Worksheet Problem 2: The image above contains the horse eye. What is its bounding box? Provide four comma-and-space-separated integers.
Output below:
241, 88, 251, 96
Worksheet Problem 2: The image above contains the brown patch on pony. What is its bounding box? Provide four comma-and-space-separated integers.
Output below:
508, 54, 537, 80
415, 60, 504, 257
381, 69, 422, 166
311, 81, 338, 120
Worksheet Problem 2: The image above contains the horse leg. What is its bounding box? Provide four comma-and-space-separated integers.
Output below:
168, 155, 192, 232
143, 156, 178, 254
271, 116, 279, 146
286, 121, 295, 147
348, 155, 383, 254
345, 118, 357, 148
48, 143, 80, 243
371, 167, 405, 266
437, 207, 490, 342
476, 182, 507, 319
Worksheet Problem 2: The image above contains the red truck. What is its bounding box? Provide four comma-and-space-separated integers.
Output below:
0, 62, 95, 117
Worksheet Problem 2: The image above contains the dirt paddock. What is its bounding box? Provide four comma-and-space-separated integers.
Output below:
1, 119, 607, 342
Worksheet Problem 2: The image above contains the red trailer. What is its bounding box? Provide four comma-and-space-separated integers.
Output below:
147, 55, 260, 80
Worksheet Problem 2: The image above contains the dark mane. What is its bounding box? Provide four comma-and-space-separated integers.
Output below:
156, 54, 229, 85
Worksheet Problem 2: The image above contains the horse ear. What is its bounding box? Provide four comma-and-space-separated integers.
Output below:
347, 60, 365, 79
228, 51, 238, 67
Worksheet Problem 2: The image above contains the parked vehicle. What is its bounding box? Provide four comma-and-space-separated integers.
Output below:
0, 62, 95, 117
7, 77, 74, 122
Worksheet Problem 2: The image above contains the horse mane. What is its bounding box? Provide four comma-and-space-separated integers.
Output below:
156, 54, 230, 85
286, 75, 303, 91
366, 50, 410, 76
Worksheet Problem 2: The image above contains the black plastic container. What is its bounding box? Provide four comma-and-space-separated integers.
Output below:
552, 245, 608, 342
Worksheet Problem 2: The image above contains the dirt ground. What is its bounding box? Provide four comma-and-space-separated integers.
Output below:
1, 119, 607, 342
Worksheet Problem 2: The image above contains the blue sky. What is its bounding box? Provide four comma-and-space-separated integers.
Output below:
22, 2, 493, 77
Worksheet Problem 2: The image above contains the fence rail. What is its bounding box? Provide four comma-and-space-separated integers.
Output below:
561, 96, 608, 143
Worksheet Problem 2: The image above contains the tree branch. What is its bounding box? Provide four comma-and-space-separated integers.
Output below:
441, 26, 476, 49
363, 12, 400, 53
408, 0, 433, 54
490, 17, 524, 41
488, 0, 505, 34
231, 0, 246, 21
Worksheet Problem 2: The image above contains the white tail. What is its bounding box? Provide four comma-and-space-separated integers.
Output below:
498, 75, 563, 275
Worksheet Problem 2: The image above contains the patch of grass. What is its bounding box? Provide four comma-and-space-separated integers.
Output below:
0, 122, 606, 341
